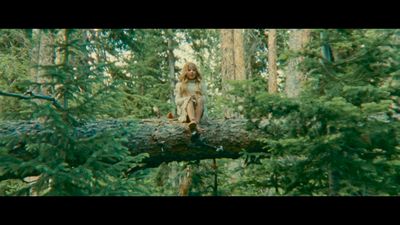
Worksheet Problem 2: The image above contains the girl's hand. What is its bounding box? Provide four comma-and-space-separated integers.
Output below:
190, 95, 197, 103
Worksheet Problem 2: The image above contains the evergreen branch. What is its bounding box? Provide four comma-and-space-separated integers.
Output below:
319, 62, 340, 82
333, 31, 395, 66
0, 90, 65, 111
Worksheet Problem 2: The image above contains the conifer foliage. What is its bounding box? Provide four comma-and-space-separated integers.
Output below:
243, 29, 400, 195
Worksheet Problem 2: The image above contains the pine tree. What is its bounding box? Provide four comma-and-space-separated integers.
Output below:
243, 29, 400, 195
0, 29, 149, 195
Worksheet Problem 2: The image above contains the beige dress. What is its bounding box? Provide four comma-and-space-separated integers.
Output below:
174, 80, 208, 123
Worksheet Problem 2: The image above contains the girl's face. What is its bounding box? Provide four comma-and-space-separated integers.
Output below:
187, 66, 197, 80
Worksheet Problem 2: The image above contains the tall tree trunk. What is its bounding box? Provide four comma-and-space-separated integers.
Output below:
233, 29, 246, 80
246, 30, 259, 80
220, 29, 246, 118
267, 29, 278, 93
30, 29, 41, 82
220, 29, 246, 84
220, 29, 235, 119
167, 35, 176, 115
284, 29, 311, 98
220, 29, 235, 92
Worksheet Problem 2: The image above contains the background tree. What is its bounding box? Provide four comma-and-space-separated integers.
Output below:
267, 29, 278, 93
284, 29, 311, 97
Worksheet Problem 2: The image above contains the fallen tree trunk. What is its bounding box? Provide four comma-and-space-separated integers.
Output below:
0, 118, 265, 173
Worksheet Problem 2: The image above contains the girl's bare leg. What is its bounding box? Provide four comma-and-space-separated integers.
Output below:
194, 97, 204, 132
194, 97, 204, 123
186, 101, 196, 122
186, 101, 198, 131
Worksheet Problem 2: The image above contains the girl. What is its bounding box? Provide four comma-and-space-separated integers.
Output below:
174, 62, 207, 132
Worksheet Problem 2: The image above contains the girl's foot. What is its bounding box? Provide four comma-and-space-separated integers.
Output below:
188, 121, 197, 132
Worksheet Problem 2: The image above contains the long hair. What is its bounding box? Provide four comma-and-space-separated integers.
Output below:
178, 62, 202, 96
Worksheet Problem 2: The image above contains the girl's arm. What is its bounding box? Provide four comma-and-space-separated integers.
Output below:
174, 82, 188, 106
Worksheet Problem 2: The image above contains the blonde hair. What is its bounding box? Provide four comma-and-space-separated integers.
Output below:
178, 62, 202, 96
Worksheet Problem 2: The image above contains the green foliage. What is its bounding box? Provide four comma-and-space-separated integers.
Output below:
0, 29, 32, 120
94, 29, 176, 118
0, 29, 149, 195
239, 29, 400, 195
209, 77, 267, 119
0, 179, 29, 195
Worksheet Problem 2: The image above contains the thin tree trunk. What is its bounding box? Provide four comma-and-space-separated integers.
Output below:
246, 30, 259, 80
30, 29, 41, 84
168, 35, 176, 115
267, 29, 278, 93
179, 165, 192, 196
212, 158, 218, 196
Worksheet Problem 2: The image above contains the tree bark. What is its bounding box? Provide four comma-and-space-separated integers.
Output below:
267, 29, 278, 93
246, 30, 259, 80
0, 119, 264, 173
220, 29, 246, 119
284, 29, 311, 98
220, 29, 246, 83
220, 29, 235, 90
233, 29, 246, 81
